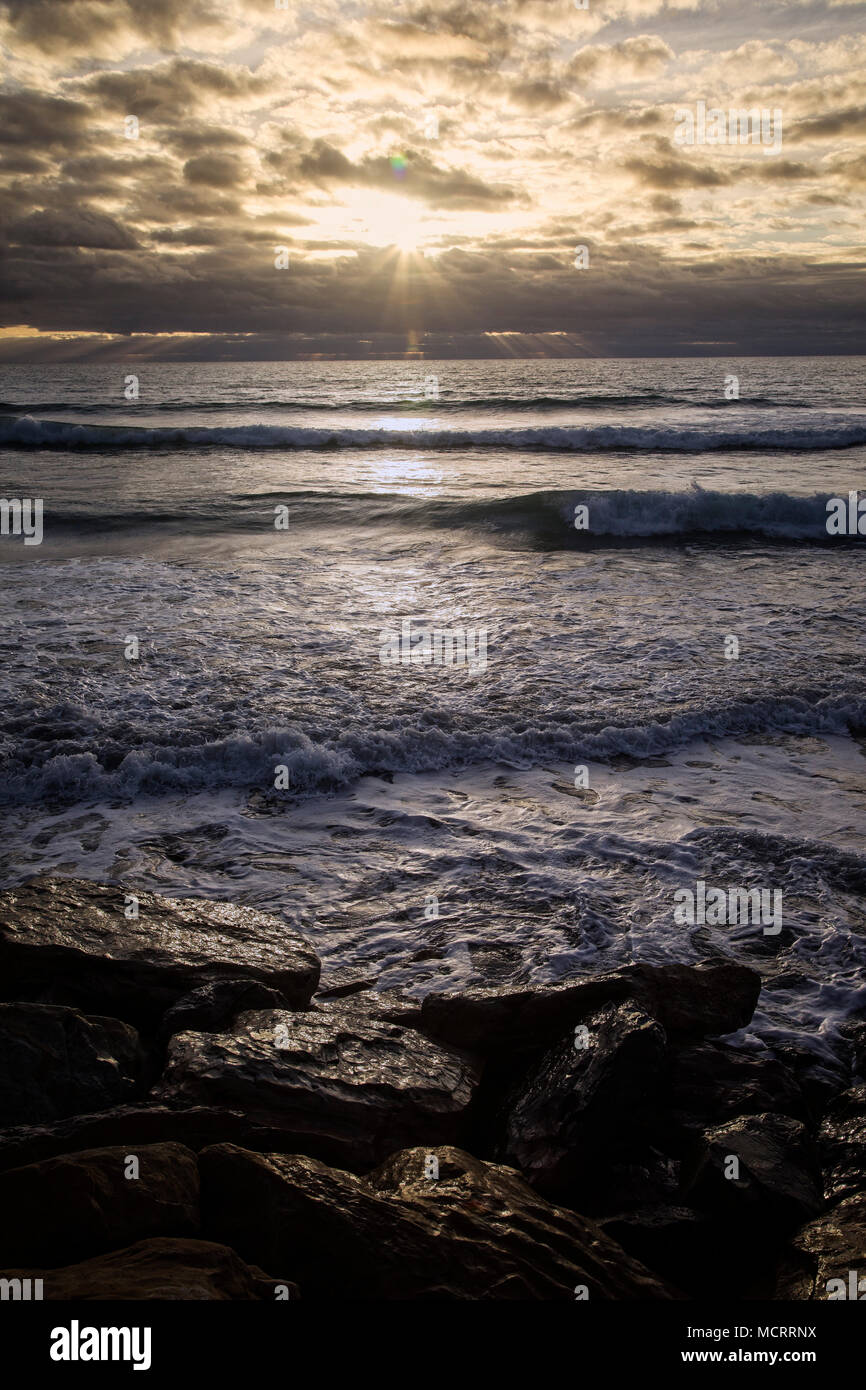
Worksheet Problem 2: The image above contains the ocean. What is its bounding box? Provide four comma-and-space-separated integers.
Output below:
1, 356, 865, 1071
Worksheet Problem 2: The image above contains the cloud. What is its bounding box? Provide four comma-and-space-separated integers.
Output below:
568, 35, 674, 86
0, 90, 91, 149
6, 208, 139, 249
622, 148, 733, 189
295, 139, 520, 208
76, 58, 269, 120
789, 105, 866, 140
0, 0, 863, 356
183, 153, 247, 188
0, 0, 248, 60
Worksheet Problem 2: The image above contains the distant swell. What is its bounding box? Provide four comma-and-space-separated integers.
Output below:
44, 488, 866, 545
1, 693, 865, 808
0, 393, 818, 413
3, 414, 866, 453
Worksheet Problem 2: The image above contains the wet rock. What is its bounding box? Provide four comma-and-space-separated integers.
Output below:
419, 961, 760, 1056
627, 961, 761, 1039
199, 1142, 681, 1299
837, 1019, 866, 1079
0, 877, 320, 1026
153, 1005, 481, 1168
818, 1084, 866, 1203
767, 1039, 849, 1117
0, 1237, 294, 1300
314, 971, 381, 1000
0, 1104, 329, 1175
157, 978, 289, 1044
0, 1002, 142, 1125
0, 1142, 199, 1267
313, 988, 423, 1028
666, 1040, 807, 1139
774, 1195, 866, 1299
498, 1002, 669, 1209
598, 1205, 711, 1290
680, 1113, 824, 1240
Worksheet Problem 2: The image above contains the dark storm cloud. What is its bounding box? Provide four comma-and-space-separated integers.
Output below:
0, 153, 51, 174
183, 154, 247, 188
507, 80, 572, 112
159, 125, 253, 156
567, 106, 664, 136
404, 2, 512, 50
59, 154, 173, 184
622, 153, 733, 190
1, 235, 863, 356
149, 225, 238, 246
0, 91, 92, 150
77, 59, 269, 120
754, 159, 818, 180
790, 106, 866, 141
295, 140, 520, 208
0, 0, 223, 55
131, 185, 244, 219
6, 208, 139, 249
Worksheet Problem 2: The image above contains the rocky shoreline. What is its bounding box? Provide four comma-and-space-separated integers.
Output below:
0, 877, 862, 1300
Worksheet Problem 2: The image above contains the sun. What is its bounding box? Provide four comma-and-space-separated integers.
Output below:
349, 191, 423, 253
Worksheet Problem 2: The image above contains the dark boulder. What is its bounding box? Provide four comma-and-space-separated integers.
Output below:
419, 961, 760, 1056
498, 1002, 669, 1209
0, 1142, 199, 1267
153, 1005, 481, 1168
0, 1237, 295, 1300
199, 1142, 680, 1299
680, 1112, 824, 1240
665, 1040, 807, 1140
157, 978, 290, 1044
767, 1039, 849, 1118
0, 1104, 335, 1175
818, 1084, 866, 1203
0, 877, 320, 1026
0, 1002, 142, 1126
598, 1205, 711, 1291
775, 1195, 866, 1299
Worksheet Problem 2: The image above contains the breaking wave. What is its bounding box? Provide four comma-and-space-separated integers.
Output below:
3, 413, 866, 453
2, 693, 865, 808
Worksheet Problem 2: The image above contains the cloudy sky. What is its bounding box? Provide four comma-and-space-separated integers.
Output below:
1, 0, 864, 359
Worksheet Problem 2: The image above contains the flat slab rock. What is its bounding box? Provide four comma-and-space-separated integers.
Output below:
200, 1142, 681, 1299
0, 1002, 142, 1126
0, 1142, 199, 1268
154, 1006, 481, 1168
0, 877, 320, 1023
0, 1237, 294, 1300
419, 960, 761, 1055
